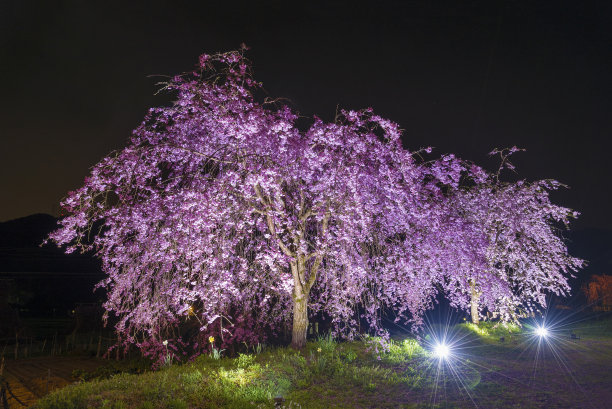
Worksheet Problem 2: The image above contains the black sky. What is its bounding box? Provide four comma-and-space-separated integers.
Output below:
1, 0, 611, 229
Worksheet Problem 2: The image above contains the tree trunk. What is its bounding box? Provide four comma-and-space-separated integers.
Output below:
470, 280, 480, 325
291, 295, 309, 349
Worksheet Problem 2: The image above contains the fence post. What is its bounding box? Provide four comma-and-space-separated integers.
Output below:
1, 381, 8, 409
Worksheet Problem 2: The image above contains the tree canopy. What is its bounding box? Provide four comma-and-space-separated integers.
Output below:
49, 50, 581, 360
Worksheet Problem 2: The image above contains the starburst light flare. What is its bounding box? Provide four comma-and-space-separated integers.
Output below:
535, 326, 549, 338
433, 343, 451, 359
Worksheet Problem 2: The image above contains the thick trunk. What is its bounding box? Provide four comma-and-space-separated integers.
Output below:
291, 295, 308, 349
255, 184, 328, 350
470, 280, 480, 325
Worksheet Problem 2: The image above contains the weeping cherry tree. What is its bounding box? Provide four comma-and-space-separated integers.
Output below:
48, 50, 466, 353
440, 148, 583, 324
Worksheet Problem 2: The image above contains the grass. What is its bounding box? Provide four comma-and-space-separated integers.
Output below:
458, 320, 522, 343
32, 316, 612, 409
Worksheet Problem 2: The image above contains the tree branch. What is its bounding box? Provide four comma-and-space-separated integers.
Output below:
305, 208, 331, 292
254, 184, 294, 258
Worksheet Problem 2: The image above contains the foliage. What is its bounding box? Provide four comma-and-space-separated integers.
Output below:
235, 353, 256, 369
583, 274, 612, 309
314, 332, 337, 355
383, 338, 425, 363
210, 347, 225, 360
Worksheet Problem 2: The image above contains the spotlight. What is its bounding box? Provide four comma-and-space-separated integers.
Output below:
433, 343, 450, 359
535, 326, 549, 338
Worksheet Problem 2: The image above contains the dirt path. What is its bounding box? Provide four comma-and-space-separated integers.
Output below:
2, 356, 105, 408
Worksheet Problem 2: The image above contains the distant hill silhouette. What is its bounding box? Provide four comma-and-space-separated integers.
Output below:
0, 213, 58, 247
0, 213, 101, 273
0, 214, 104, 314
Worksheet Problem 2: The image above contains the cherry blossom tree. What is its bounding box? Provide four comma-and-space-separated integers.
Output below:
48, 50, 465, 352
48, 50, 581, 357
440, 148, 584, 324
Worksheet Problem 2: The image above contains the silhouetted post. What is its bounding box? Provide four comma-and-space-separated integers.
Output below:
14, 332, 18, 360
1, 358, 7, 409
1, 381, 8, 409
52, 332, 57, 356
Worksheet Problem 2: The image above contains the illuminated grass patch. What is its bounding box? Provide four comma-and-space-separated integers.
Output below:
459, 321, 521, 343
32, 318, 612, 408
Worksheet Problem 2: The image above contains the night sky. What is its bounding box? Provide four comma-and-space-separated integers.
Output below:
1, 0, 611, 230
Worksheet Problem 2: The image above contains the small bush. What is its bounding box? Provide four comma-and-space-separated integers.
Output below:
314, 332, 337, 355
380, 338, 424, 364
236, 353, 256, 369
341, 348, 357, 363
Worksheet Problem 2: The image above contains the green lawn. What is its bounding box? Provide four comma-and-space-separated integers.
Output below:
32, 317, 612, 409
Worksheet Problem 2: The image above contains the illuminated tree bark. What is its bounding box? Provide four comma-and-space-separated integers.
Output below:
470, 280, 480, 324
291, 292, 309, 349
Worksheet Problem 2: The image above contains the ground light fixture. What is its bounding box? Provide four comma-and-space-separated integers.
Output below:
535, 326, 549, 338
433, 342, 451, 360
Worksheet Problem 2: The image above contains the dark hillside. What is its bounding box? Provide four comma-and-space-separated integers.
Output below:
0, 214, 103, 315
0, 213, 100, 273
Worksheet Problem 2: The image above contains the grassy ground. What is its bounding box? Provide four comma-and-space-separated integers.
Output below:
30, 316, 612, 409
